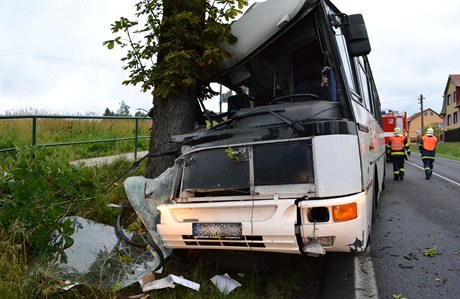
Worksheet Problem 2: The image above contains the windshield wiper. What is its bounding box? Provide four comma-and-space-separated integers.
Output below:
210, 107, 305, 133
258, 107, 305, 133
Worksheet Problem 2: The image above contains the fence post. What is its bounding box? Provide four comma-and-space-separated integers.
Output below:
134, 118, 139, 160
1, 115, 149, 156
32, 117, 37, 146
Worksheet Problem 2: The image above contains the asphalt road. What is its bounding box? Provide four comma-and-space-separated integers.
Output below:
408, 152, 460, 183
320, 156, 460, 299
370, 157, 460, 298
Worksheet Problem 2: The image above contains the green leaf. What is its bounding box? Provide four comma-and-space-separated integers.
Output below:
103, 40, 115, 50
225, 146, 243, 162
111, 282, 123, 293
183, 77, 195, 86
120, 255, 134, 263
104, 0, 248, 98
423, 246, 437, 257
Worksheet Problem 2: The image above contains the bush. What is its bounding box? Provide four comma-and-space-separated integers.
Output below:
0, 147, 104, 256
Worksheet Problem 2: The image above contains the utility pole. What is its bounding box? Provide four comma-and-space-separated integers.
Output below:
419, 94, 424, 133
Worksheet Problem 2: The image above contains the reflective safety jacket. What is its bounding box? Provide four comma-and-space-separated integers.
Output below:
419, 135, 438, 159
387, 135, 410, 156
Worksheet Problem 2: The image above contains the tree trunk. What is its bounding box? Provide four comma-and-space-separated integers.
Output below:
145, 89, 202, 178
144, 0, 206, 178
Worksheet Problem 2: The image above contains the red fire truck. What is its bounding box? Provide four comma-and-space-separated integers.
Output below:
382, 110, 407, 161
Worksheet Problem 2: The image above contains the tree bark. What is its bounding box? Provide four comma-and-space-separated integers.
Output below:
144, 0, 206, 178
145, 89, 202, 178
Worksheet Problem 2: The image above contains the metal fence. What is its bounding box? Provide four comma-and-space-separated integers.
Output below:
0, 115, 150, 160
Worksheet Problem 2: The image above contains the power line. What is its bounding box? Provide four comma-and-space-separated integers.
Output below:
0, 49, 122, 69
383, 95, 419, 104
382, 88, 444, 103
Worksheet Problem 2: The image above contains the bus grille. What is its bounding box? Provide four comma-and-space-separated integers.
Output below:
182, 235, 266, 248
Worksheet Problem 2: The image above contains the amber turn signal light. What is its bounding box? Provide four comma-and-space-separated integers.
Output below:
332, 202, 358, 222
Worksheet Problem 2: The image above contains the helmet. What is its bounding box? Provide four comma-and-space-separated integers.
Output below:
426, 128, 434, 136
393, 127, 402, 135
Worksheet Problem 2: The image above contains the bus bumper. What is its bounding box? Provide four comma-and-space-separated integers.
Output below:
156, 191, 369, 254
298, 191, 369, 253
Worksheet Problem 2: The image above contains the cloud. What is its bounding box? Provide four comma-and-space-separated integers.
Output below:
0, 0, 153, 115
1, 0, 459, 117
333, 0, 460, 116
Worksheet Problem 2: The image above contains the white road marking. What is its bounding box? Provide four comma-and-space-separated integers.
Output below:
354, 247, 379, 298
406, 161, 460, 187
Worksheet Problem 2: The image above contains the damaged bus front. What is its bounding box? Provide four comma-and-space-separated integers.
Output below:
150, 0, 386, 256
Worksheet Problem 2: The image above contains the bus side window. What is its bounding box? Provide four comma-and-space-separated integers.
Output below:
356, 57, 372, 113
333, 26, 356, 94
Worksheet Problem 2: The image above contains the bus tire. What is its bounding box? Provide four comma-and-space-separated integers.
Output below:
371, 172, 379, 224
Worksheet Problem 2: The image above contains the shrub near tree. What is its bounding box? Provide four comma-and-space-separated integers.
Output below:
0, 148, 108, 256
104, 0, 248, 178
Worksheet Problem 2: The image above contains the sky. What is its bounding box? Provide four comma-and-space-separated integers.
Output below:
333, 0, 460, 116
0, 0, 153, 116
1, 0, 459, 117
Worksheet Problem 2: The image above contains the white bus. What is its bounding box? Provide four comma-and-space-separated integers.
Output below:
144, 0, 386, 256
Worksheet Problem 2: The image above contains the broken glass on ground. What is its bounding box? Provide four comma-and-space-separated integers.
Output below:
48, 167, 175, 290
47, 216, 163, 290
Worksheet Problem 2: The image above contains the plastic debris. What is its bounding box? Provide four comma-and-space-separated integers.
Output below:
210, 273, 242, 294
302, 239, 326, 257
140, 274, 200, 292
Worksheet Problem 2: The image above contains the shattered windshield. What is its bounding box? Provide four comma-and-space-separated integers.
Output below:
216, 9, 337, 110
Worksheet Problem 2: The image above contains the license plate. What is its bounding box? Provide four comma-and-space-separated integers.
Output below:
192, 223, 242, 239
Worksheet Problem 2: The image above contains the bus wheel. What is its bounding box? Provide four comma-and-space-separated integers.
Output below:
381, 166, 386, 191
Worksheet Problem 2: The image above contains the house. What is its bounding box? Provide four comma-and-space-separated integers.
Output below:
407, 108, 442, 143
440, 74, 460, 141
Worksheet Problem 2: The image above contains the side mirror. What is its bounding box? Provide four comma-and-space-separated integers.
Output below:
344, 14, 371, 57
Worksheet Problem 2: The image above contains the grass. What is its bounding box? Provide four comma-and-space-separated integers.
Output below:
0, 233, 320, 298
411, 141, 460, 161
0, 117, 151, 160
0, 154, 145, 298
436, 142, 460, 161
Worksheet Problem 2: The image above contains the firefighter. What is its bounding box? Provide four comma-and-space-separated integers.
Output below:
419, 127, 438, 180
387, 127, 411, 181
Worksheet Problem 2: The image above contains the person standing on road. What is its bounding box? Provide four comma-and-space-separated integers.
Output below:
387, 127, 411, 181
419, 127, 438, 180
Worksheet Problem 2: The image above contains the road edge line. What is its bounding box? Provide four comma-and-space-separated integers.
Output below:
354, 248, 379, 299
406, 161, 460, 187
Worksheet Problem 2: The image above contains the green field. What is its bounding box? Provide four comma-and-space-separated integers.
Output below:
0, 117, 151, 160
